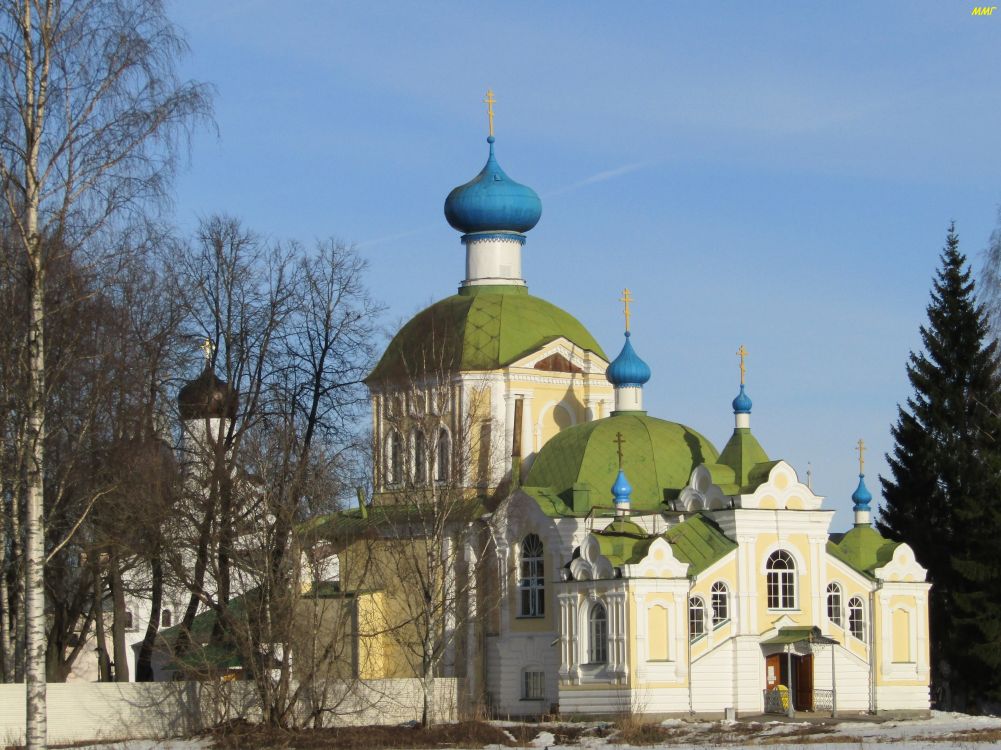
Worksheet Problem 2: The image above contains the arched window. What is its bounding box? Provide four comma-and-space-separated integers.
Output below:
766, 550, 797, 610
710, 582, 729, 627
588, 602, 608, 664
413, 430, 427, 484
387, 431, 403, 486
689, 596, 706, 641
519, 534, 545, 617
436, 428, 450, 483
161, 609, 172, 628
827, 583, 843, 627
848, 596, 866, 641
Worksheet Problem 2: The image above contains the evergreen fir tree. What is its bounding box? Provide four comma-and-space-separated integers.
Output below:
879, 223, 1001, 707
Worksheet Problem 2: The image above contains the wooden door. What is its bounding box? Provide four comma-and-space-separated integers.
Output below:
765, 654, 782, 689
795, 654, 814, 711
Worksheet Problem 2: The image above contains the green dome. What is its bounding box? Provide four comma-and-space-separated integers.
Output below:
525, 413, 720, 513
367, 285, 606, 381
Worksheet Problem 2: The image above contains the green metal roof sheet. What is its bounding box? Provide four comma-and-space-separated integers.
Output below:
524, 413, 720, 514
664, 513, 737, 576
827, 525, 900, 579
717, 428, 771, 491
367, 285, 606, 381
761, 626, 838, 646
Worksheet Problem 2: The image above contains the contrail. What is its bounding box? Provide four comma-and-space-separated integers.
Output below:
359, 160, 654, 248
545, 160, 654, 197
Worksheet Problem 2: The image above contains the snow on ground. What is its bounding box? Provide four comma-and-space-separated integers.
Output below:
72, 711, 1001, 749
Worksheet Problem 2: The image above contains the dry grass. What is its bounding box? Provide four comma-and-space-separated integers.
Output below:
209, 719, 517, 750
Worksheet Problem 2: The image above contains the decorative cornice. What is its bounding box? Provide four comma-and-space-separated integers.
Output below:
462, 232, 527, 245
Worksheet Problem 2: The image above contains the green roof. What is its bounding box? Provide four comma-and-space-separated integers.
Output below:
716, 428, 771, 492
305, 497, 489, 544
595, 518, 652, 566
827, 525, 900, 579
367, 285, 606, 381
524, 413, 719, 515
761, 626, 837, 646
664, 513, 738, 576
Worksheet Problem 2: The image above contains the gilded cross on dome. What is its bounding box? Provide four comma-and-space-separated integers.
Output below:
614, 431, 626, 469
201, 338, 214, 364
737, 344, 748, 385
619, 288, 633, 332
856, 438, 866, 474
484, 89, 496, 137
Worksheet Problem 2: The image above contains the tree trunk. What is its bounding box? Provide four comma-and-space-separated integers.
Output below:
24, 178, 47, 750
92, 560, 111, 682
109, 552, 129, 682
136, 556, 162, 682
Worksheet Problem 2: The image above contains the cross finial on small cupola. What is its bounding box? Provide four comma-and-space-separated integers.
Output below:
856, 437, 866, 475
201, 338, 214, 365
483, 89, 496, 138
619, 288, 633, 333
737, 344, 748, 385
614, 431, 626, 469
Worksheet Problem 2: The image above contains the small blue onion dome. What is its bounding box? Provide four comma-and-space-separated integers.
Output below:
606, 332, 651, 388
852, 474, 873, 512
612, 468, 633, 505
732, 384, 752, 414
444, 136, 542, 234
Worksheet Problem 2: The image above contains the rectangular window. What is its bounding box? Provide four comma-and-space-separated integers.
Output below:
523, 670, 545, 700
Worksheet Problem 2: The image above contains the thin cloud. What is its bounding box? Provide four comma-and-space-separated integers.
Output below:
545, 160, 655, 198
356, 221, 440, 249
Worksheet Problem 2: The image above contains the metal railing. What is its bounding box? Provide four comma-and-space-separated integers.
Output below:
763, 687, 836, 714
813, 688, 835, 712
763, 687, 789, 713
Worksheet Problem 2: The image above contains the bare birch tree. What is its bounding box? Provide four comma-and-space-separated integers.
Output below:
0, 2, 209, 745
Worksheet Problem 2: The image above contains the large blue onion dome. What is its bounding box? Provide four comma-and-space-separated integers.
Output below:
444, 136, 542, 234
732, 384, 752, 414
606, 332, 651, 388
852, 474, 873, 512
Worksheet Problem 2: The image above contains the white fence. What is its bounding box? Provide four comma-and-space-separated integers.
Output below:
0, 678, 461, 745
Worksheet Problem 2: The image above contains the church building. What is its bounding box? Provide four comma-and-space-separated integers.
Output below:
357, 95, 931, 717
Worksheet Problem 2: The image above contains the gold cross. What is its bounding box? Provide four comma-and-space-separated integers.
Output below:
737, 344, 748, 385
201, 338, 214, 364
614, 431, 626, 469
619, 288, 633, 332
856, 438, 866, 475
484, 89, 496, 137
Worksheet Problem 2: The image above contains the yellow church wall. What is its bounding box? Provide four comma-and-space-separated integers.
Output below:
754, 533, 813, 630
628, 588, 687, 688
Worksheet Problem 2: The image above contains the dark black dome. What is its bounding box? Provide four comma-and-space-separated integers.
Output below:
178, 366, 238, 421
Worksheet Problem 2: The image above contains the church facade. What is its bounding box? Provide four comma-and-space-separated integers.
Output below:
355, 105, 931, 717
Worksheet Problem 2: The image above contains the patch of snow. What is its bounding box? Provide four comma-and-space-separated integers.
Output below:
531, 729, 556, 746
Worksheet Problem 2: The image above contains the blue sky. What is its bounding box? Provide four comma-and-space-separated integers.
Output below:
168, 2, 1001, 529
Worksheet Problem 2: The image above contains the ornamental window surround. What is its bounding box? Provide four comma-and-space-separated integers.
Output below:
519, 534, 545, 617
766, 550, 797, 610
689, 595, 706, 642
436, 428, 450, 483
387, 430, 404, 486
827, 582, 843, 627
413, 429, 428, 485
588, 602, 608, 664
848, 596, 866, 641
710, 582, 729, 628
